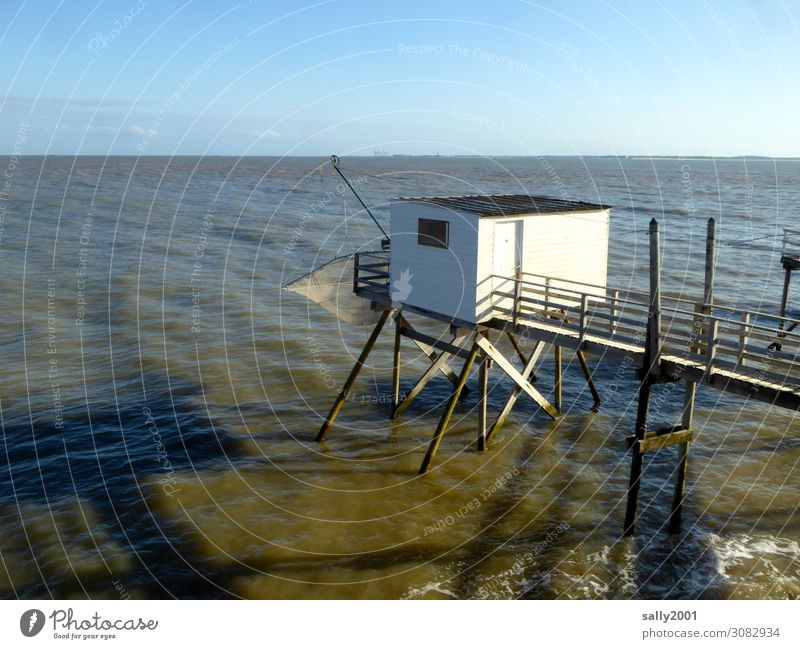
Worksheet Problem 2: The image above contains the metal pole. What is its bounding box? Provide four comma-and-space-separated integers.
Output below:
330, 155, 389, 240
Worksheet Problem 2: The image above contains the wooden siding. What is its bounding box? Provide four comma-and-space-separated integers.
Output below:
390, 201, 480, 323
477, 209, 609, 319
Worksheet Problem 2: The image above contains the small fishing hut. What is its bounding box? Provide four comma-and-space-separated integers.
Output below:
290, 157, 800, 538
388, 195, 610, 323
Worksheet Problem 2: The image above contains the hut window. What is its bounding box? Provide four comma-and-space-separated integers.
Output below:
418, 218, 449, 249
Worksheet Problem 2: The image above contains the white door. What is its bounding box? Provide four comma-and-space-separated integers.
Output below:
492, 221, 522, 317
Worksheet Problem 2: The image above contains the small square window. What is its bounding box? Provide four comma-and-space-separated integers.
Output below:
418, 218, 449, 249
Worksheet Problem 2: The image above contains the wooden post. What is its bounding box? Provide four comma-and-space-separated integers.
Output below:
738, 311, 750, 366
668, 380, 695, 533
352, 252, 360, 294
476, 355, 489, 451
623, 218, 661, 537
544, 277, 551, 316
648, 218, 662, 377
391, 314, 402, 417
419, 341, 480, 474
579, 294, 589, 342
623, 377, 651, 537
554, 345, 562, 413
704, 217, 716, 311
779, 267, 792, 330
513, 268, 522, 326
316, 309, 392, 442
609, 289, 619, 336
705, 317, 719, 383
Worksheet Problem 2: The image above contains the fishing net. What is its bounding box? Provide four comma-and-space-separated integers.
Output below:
283, 253, 386, 325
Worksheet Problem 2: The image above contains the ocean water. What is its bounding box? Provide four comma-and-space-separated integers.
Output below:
0, 155, 798, 599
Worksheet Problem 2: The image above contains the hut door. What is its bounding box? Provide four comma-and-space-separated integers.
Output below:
493, 220, 522, 316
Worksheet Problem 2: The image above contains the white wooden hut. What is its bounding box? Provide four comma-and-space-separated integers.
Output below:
389, 194, 610, 324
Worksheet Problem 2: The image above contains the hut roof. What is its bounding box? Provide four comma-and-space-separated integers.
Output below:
394, 194, 608, 217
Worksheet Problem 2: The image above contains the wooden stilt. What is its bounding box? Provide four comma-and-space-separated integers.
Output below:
316, 309, 393, 442
392, 334, 470, 419
554, 345, 562, 413
391, 314, 402, 417
623, 218, 661, 537
476, 355, 489, 451
485, 340, 546, 445
576, 350, 601, 410
623, 377, 651, 537
779, 267, 792, 329
418, 341, 481, 474
668, 380, 695, 533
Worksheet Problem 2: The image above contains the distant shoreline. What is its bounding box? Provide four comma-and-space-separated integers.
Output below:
5, 154, 800, 160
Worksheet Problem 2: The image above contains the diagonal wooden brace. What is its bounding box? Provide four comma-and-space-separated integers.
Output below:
475, 334, 559, 420
576, 349, 602, 410
484, 340, 546, 446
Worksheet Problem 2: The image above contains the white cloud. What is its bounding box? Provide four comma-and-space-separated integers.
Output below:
254, 129, 281, 140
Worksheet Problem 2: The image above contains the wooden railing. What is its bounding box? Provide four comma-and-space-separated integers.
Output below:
490, 271, 800, 389
782, 228, 800, 260
353, 251, 390, 295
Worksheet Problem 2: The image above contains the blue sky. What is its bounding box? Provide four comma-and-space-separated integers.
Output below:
1, 0, 798, 156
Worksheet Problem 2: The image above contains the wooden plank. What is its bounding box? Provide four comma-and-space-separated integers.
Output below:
399, 326, 470, 360
317, 309, 393, 441
475, 334, 559, 420
639, 428, 693, 453
659, 357, 800, 410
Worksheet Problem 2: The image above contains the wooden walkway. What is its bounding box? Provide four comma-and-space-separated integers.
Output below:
354, 239, 800, 411
319, 219, 799, 535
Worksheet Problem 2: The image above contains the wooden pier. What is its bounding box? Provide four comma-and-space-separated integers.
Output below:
316, 218, 800, 536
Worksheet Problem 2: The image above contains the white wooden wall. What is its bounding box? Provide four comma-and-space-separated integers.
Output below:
389, 201, 480, 323
477, 209, 610, 320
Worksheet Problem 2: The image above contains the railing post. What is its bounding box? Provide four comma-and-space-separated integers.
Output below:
705, 317, 719, 382
579, 294, 589, 343
544, 277, 551, 316
738, 311, 750, 366
609, 290, 619, 336
513, 268, 522, 326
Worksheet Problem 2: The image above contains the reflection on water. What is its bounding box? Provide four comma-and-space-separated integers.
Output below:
0, 156, 798, 598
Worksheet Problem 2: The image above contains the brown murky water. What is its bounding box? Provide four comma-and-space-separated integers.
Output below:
1, 155, 798, 599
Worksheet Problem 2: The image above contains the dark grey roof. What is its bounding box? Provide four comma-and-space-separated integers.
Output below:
394, 194, 608, 216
